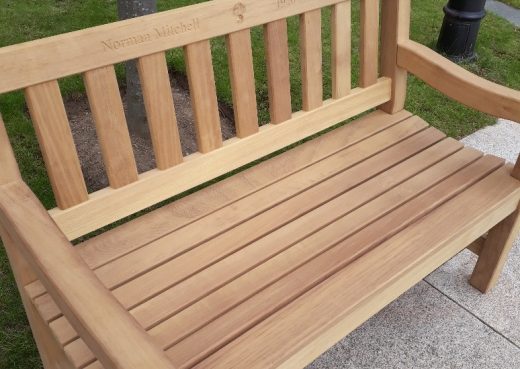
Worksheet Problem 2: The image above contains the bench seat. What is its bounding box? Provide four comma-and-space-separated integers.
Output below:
24, 111, 520, 369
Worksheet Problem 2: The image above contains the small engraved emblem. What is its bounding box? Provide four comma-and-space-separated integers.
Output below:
277, 0, 296, 9
233, 2, 246, 23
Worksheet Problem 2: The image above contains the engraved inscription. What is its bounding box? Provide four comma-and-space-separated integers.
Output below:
102, 18, 200, 51
277, 0, 296, 9
233, 3, 246, 23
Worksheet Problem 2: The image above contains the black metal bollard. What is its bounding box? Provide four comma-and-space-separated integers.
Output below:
437, 0, 487, 61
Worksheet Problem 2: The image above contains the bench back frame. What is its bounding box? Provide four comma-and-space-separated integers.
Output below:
0, 0, 410, 240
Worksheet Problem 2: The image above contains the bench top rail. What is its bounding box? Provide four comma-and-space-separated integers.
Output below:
0, 0, 345, 95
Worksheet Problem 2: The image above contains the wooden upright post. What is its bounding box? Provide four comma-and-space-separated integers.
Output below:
379, 0, 411, 113
0, 113, 21, 185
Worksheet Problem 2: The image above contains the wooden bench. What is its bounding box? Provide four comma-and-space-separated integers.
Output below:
1, 1, 519, 368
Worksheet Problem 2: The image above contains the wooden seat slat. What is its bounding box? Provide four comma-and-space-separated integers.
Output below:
225, 29, 259, 138
31, 114, 426, 325
331, 1, 351, 98
148, 147, 485, 350
83, 65, 139, 188
99, 117, 429, 297
23, 115, 520, 369
25, 110, 412, 301
74, 109, 409, 269
300, 9, 323, 111
164, 156, 504, 369
48, 132, 462, 347
24, 81, 88, 209
184, 40, 222, 153
76, 160, 520, 369
137, 52, 183, 170
58, 151, 507, 368
194, 166, 520, 369
129, 138, 465, 330
264, 19, 292, 124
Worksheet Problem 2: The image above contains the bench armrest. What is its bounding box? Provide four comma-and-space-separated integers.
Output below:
397, 40, 520, 123
0, 182, 175, 369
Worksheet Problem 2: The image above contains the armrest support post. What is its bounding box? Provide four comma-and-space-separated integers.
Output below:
0, 182, 175, 369
380, 0, 410, 113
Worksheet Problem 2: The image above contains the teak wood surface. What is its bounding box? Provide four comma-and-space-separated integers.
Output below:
1, 0, 520, 368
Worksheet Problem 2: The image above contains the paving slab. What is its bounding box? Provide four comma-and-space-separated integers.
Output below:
460, 119, 520, 164
425, 246, 520, 346
308, 282, 520, 369
486, 0, 520, 27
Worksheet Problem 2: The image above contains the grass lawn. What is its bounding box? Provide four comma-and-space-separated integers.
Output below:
502, 0, 520, 9
0, 0, 519, 368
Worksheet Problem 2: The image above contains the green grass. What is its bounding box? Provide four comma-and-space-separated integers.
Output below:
0, 1, 519, 368
502, 0, 520, 9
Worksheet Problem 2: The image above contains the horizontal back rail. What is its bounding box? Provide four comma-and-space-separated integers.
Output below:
51, 78, 391, 240
0, 0, 344, 94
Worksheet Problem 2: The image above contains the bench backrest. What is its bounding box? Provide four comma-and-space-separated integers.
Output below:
0, 0, 409, 240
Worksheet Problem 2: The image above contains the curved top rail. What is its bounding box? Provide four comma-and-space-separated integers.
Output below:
0, 0, 343, 94
397, 40, 520, 123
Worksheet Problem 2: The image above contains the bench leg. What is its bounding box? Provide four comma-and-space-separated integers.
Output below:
1, 231, 75, 369
470, 205, 520, 293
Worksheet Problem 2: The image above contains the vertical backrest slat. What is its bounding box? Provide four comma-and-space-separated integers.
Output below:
83, 66, 139, 189
264, 19, 292, 124
360, 0, 380, 87
226, 29, 259, 138
184, 40, 223, 153
0, 114, 21, 185
137, 52, 183, 170
380, 0, 411, 113
24, 81, 88, 209
331, 1, 352, 99
300, 9, 323, 111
